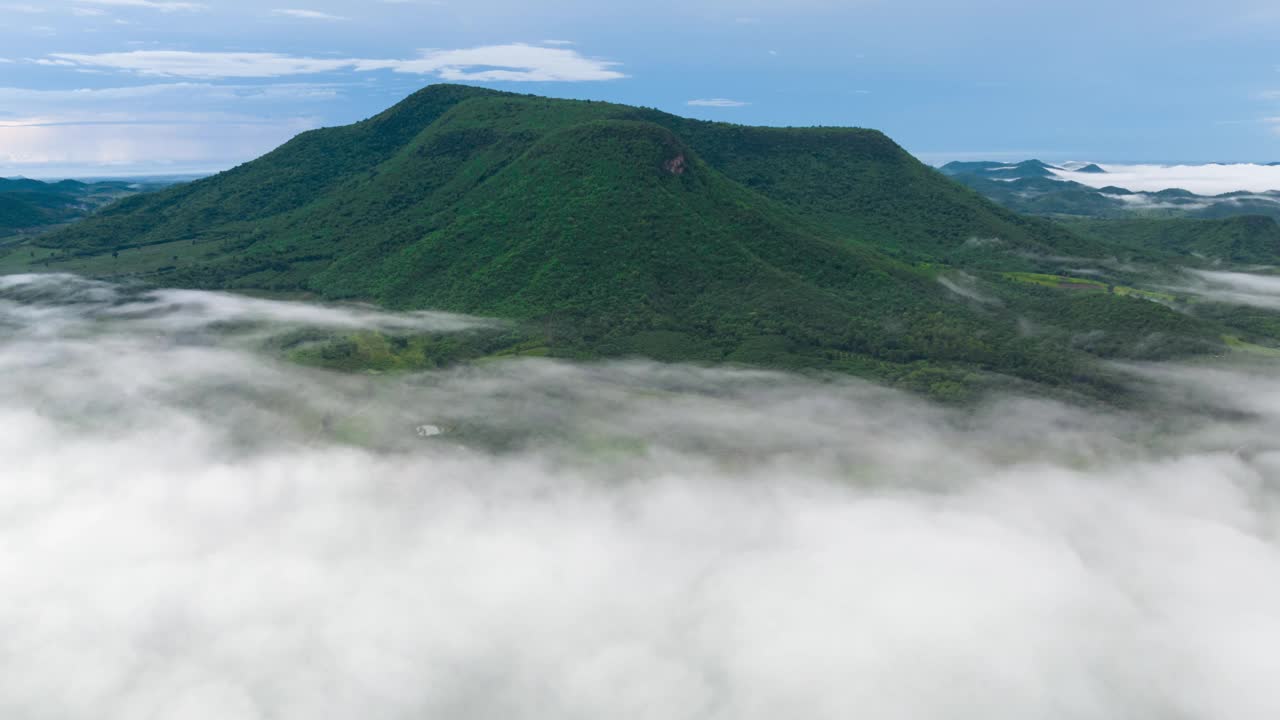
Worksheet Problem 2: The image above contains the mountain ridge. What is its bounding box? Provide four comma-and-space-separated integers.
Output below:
940, 158, 1280, 220
5, 84, 1245, 397
0, 177, 160, 239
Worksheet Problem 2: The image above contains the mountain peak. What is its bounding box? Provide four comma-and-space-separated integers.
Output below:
29, 89, 1195, 394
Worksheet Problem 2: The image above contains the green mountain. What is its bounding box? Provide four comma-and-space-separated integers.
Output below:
940, 158, 1280, 221
1065, 215, 1280, 265
6, 85, 1248, 398
939, 159, 1060, 180
0, 177, 165, 239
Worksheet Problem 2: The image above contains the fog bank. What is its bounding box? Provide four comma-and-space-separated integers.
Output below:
1178, 269, 1280, 310
2, 274, 1279, 720
1051, 162, 1280, 194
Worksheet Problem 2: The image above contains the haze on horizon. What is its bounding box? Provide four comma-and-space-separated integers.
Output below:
1, 0, 1280, 177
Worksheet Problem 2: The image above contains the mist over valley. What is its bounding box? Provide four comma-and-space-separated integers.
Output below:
2, 273, 1280, 718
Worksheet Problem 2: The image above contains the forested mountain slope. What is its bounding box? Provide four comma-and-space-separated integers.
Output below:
15, 85, 1241, 397
0, 177, 152, 237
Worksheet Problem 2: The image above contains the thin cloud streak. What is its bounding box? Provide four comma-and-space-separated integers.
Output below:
0, 82, 344, 102
688, 98, 749, 107
36, 44, 626, 81
0, 115, 317, 176
0, 82, 347, 176
270, 8, 349, 20
75, 0, 207, 11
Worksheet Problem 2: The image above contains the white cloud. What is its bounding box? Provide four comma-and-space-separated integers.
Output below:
1111, 194, 1216, 212
0, 110, 294, 127
1177, 270, 1280, 310
372, 44, 625, 81
0, 82, 349, 176
39, 44, 626, 82
0, 115, 316, 175
687, 98, 749, 107
1051, 163, 1280, 194
271, 8, 348, 20
98, 286, 496, 334
75, 0, 206, 11
2, 274, 1280, 718
46, 51, 353, 78
0, 83, 343, 110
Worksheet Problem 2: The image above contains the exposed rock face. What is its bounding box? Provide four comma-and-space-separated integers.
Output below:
664, 154, 686, 175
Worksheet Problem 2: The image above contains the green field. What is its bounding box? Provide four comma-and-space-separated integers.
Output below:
1001, 272, 1179, 303
1224, 335, 1280, 358
0, 237, 220, 277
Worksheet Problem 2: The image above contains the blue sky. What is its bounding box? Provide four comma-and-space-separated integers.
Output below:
1, 0, 1279, 177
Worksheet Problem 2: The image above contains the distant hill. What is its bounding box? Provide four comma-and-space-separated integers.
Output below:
939, 159, 1060, 180
940, 159, 1280, 221
0, 177, 174, 239
5, 85, 1248, 397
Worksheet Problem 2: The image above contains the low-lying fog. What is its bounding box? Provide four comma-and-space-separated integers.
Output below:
1181, 269, 1280, 311
1050, 162, 1280, 195
2, 274, 1279, 720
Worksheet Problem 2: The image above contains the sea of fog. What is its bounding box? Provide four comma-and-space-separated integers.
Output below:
2, 273, 1279, 720
1051, 162, 1280, 195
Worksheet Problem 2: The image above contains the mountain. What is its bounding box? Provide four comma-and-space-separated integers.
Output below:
939, 159, 1060, 180
948, 174, 1131, 217
0, 177, 170, 239
942, 158, 1280, 221
41, 91, 1098, 269
3, 85, 1248, 397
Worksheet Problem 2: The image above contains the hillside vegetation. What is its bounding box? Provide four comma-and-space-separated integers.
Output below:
0, 177, 161, 238
1065, 216, 1280, 265
10, 85, 1255, 398
940, 159, 1280, 222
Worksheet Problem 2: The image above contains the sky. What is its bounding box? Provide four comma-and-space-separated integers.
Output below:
1, 0, 1280, 177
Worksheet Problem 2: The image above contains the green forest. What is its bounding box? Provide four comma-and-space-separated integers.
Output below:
5, 85, 1280, 401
